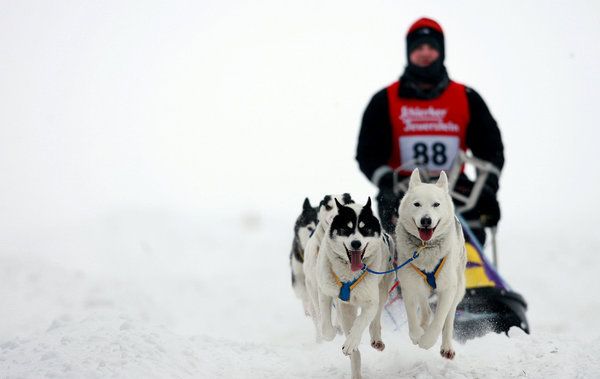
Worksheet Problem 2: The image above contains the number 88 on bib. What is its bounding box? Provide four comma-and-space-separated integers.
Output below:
399, 135, 459, 173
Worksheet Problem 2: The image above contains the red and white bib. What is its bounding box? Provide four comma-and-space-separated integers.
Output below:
386, 81, 470, 175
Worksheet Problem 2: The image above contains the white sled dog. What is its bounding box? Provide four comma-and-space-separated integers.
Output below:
316, 198, 395, 379
290, 198, 318, 315
303, 194, 354, 341
395, 169, 467, 359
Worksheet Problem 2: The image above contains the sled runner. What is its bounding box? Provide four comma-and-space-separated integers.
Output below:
388, 152, 529, 340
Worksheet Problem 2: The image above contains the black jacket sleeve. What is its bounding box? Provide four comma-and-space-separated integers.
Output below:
465, 87, 505, 191
355, 88, 393, 183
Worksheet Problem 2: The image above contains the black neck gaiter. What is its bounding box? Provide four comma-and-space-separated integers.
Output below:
399, 59, 449, 99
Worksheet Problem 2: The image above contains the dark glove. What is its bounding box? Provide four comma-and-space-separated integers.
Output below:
477, 184, 501, 227
483, 174, 500, 194
377, 172, 395, 191
376, 187, 402, 234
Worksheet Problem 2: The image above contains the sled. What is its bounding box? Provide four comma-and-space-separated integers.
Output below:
387, 152, 529, 341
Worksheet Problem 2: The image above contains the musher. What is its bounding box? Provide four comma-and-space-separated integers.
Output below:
356, 17, 504, 244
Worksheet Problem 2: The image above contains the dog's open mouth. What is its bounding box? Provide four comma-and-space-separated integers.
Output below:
416, 220, 440, 242
344, 244, 368, 272
418, 227, 435, 241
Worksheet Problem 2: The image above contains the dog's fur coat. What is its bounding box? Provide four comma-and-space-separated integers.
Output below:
395, 169, 467, 359
315, 198, 394, 379
290, 198, 318, 315
303, 194, 354, 341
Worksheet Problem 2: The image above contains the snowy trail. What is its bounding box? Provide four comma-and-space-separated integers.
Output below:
3, 315, 596, 379
1, 211, 599, 378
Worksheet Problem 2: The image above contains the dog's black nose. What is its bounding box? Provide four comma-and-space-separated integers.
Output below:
420, 216, 432, 228
351, 240, 362, 250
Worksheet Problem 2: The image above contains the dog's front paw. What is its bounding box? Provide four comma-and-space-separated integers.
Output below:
440, 348, 455, 360
371, 339, 385, 351
409, 326, 424, 345
342, 334, 361, 355
321, 324, 337, 342
418, 328, 439, 350
303, 306, 310, 317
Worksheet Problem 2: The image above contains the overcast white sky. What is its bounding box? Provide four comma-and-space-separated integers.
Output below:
1, 0, 599, 232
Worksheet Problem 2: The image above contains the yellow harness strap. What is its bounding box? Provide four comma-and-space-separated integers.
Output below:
410, 255, 447, 290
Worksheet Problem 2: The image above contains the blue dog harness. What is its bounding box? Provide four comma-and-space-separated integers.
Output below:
410, 256, 447, 290
332, 269, 368, 302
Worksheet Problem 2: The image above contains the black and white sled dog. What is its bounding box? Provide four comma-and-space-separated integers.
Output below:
303, 193, 354, 341
316, 198, 395, 379
290, 198, 318, 315
395, 169, 467, 360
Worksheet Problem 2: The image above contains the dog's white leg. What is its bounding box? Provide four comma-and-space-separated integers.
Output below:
419, 288, 455, 350
439, 296, 459, 359
342, 300, 377, 356
419, 296, 432, 329
306, 279, 322, 343
302, 299, 311, 317
368, 281, 387, 351
333, 306, 343, 335
350, 349, 362, 379
404, 294, 424, 345
440, 286, 465, 359
318, 292, 337, 341
338, 301, 357, 334
292, 276, 310, 316
338, 302, 361, 379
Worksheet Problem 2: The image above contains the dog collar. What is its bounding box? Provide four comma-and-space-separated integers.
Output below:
332, 269, 368, 302
410, 256, 447, 290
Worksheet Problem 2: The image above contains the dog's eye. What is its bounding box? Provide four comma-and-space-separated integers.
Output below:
433, 202, 440, 208
307, 226, 314, 232
413, 202, 421, 207
325, 205, 332, 211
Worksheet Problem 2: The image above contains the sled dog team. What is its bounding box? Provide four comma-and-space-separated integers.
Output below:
290, 169, 467, 379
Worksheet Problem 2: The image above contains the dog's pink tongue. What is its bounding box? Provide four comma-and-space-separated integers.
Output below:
419, 228, 433, 241
350, 251, 363, 272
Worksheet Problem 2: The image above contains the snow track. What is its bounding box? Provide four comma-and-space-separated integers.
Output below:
0, 211, 598, 378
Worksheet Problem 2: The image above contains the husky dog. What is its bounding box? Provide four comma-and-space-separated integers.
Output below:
290, 198, 318, 315
303, 193, 354, 341
395, 169, 467, 359
316, 198, 394, 379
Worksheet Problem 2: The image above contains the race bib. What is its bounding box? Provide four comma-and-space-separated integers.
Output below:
399, 135, 459, 172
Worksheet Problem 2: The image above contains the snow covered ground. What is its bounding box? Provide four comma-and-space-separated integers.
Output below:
0, 210, 599, 378
1, 0, 600, 378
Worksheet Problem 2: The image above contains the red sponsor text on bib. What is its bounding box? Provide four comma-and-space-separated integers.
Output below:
386, 81, 470, 175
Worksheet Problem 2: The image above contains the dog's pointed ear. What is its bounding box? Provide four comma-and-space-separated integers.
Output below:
364, 197, 372, 212
436, 171, 449, 192
409, 168, 422, 188
334, 198, 344, 210
303, 197, 312, 210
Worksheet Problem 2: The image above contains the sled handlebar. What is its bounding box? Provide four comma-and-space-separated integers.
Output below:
392, 151, 501, 216
448, 151, 501, 215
